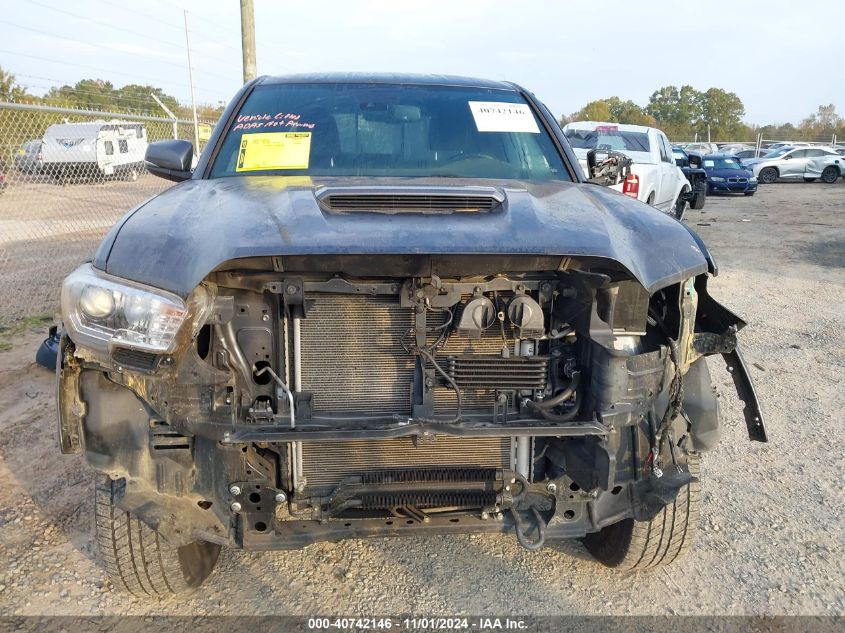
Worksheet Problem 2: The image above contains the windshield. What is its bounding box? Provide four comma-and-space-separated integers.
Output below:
704, 157, 744, 170
563, 127, 650, 153
764, 147, 792, 158
209, 83, 569, 181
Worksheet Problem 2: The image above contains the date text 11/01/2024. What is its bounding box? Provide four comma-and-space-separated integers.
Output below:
307, 617, 527, 630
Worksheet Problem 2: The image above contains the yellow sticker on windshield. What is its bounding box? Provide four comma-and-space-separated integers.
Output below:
235, 132, 311, 171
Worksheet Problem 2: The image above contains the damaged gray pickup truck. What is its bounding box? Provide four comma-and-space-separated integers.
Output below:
57, 74, 766, 596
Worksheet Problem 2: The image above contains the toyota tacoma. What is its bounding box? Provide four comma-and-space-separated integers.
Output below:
57, 74, 766, 596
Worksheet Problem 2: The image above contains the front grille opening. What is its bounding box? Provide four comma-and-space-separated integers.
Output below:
111, 347, 159, 372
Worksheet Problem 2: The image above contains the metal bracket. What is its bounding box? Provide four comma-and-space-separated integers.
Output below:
723, 348, 767, 442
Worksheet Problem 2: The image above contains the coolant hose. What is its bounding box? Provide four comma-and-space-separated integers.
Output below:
510, 506, 547, 551
531, 390, 582, 423
528, 371, 581, 411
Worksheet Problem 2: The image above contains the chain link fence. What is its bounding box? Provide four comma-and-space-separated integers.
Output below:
0, 102, 217, 326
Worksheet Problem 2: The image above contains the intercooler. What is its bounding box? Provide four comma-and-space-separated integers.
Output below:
297, 293, 524, 493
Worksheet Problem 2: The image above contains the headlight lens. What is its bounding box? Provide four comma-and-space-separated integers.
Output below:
711, 176, 725, 182
61, 263, 205, 354
79, 286, 115, 318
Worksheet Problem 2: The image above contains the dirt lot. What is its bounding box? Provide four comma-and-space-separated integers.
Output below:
0, 182, 843, 616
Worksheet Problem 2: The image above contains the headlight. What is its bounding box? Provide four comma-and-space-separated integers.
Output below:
711, 176, 725, 182
61, 264, 211, 354
749, 177, 758, 183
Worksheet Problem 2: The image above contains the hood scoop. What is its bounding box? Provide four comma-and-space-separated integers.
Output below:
314, 185, 505, 215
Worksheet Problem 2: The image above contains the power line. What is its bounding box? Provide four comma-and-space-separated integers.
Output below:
26, 0, 241, 69
87, 0, 185, 32
143, 0, 240, 36
27, 0, 184, 51
114, 0, 297, 73
0, 49, 232, 100
0, 19, 238, 83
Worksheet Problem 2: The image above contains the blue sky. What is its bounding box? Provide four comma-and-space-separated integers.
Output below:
2, 0, 841, 124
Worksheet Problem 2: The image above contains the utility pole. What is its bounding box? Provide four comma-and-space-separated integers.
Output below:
183, 10, 200, 153
240, 0, 257, 83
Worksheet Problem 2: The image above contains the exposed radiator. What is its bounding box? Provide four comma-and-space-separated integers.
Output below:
299, 294, 414, 414
300, 436, 514, 492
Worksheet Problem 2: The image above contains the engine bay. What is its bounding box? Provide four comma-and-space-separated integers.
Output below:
59, 255, 761, 550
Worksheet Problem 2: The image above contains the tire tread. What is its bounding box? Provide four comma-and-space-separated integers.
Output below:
583, 455, 701, 571
94, 475, 193, 597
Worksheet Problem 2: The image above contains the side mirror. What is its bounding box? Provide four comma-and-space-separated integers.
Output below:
782, 154, 791, 160
145, 140, 194, 182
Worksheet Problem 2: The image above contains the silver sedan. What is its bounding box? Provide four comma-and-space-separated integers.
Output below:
744, 146, 844, 183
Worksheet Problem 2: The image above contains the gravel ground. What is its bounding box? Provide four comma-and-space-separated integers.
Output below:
0, 182, 843, 616
0, 173, 167, 321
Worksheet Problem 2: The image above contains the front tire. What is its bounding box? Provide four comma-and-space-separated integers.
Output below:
95, 475, 220, 596
820, 166, 839, 184
690, 186, 706, 210
673, 193, 686, 220
758, 167, 778, 184
582, 455, 700, 571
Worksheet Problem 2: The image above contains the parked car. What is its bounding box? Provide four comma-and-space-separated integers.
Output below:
671, 146, 707, 210
701, 154, 757, 196
682, 142, 720, 154
833, 146, 845, 157
765, 142, 811, 151
57, 73, 765, 596
41, 121, 147, 183
562, 121, 690, 216
743, 146, 844, 183
717, 143, 753, 154
732, 148, 771, 160
14, 139, 43, 174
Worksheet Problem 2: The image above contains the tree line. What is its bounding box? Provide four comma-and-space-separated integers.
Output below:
561, 84, 843, 143
0, 66, 225, 121
2, 66, 842, 143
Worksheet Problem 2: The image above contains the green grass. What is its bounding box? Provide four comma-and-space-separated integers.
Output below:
0, 314, 55, 351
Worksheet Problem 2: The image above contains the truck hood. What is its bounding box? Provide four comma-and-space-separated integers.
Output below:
97, 176, 708, 296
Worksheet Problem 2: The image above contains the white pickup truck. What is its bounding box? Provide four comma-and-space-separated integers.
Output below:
562, 121, 690, 217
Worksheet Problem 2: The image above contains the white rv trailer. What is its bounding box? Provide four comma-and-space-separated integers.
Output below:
41, 121, 148, 182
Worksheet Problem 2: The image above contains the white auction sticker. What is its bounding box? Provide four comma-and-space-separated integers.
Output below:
468, 101, 540, 134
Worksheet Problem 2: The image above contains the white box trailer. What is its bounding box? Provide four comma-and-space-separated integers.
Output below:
41, 121, 148, 182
